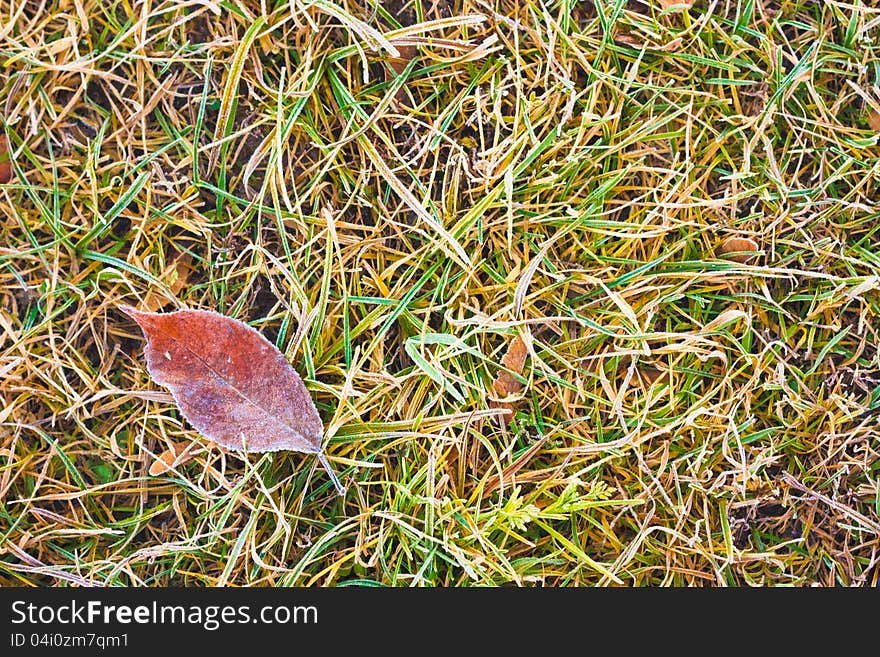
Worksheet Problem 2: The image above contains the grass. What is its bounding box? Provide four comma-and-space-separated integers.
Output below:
2, 0, 880, 587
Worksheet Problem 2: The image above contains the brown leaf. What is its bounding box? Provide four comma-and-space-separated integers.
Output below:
385, 45, 417, 104
149, 441, 192, 476
490, 335, 528, 424
0, 132, 12, 184
121, 305, 344, 494
868, 109, 880, 132
388, 45, 417, 76
143, 251, 194, 312
168, 253, 193, 294
719, 236, 760, 264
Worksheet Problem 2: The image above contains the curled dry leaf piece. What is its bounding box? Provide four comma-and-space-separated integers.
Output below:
719, 236, 760, 264
491, 335, 528, 424
144, 251, 194, 312
149, 441, 192, 476
867, 109, 880, 132
121, 305, 344, 494
0, 132, 11, 184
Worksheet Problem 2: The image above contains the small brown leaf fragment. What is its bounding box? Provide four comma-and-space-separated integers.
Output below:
719, 236, 760, 264
491, 335, 528, 424
385, 45, 417, 103
491, 400, 517, 422
388, 45, 417, 76
0, 132, 12, 184
149, 441, 191, 476
143, 251, 194, 312
121, 305, 344, 494
868, 109, 880, 132
168, 253, 192, 295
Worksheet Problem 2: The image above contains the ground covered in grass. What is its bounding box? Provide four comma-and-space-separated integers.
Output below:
2, 0, 880, 586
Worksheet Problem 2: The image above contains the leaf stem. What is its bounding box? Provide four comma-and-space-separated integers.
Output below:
318, 451, 345, 495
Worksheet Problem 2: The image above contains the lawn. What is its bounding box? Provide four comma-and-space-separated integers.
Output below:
2, 0, 880, 586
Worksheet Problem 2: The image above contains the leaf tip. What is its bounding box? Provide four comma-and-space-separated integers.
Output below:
120, 304, 155, 329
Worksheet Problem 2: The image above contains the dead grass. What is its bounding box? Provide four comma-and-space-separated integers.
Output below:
2, 0, 880, 586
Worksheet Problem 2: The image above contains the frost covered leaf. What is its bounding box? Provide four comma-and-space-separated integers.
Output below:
121, 305, 344, 494
491, 334, 528, 425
